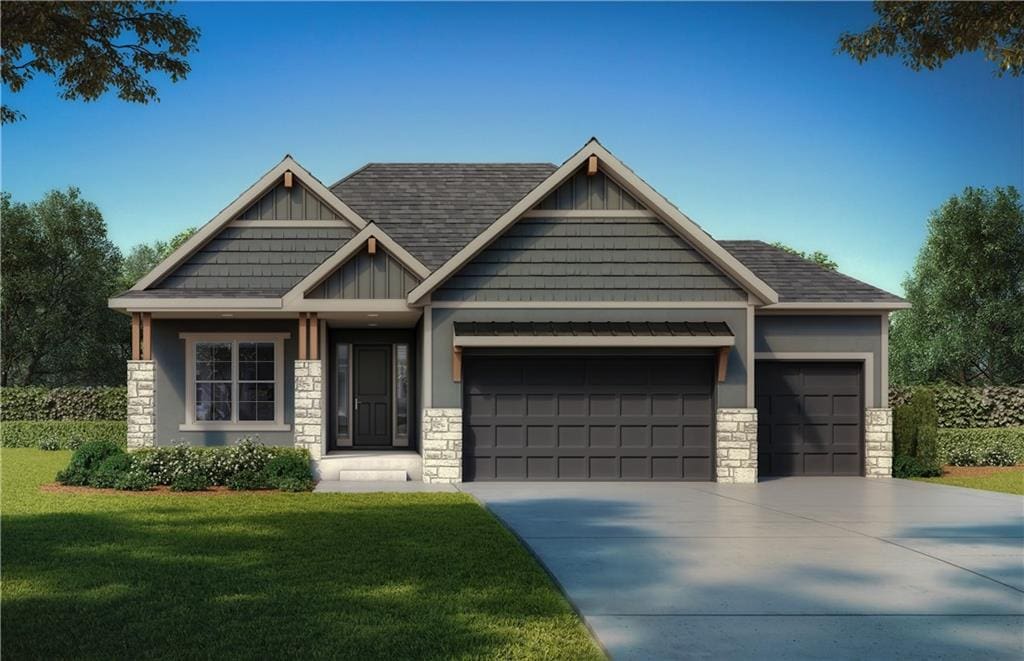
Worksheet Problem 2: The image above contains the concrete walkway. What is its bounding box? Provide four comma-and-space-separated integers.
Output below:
461, 478, 1024, 660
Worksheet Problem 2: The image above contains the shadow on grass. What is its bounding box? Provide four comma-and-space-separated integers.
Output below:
2, 498, 601, 660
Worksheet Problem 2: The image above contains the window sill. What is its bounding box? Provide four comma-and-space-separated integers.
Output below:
178, 423, 292, 432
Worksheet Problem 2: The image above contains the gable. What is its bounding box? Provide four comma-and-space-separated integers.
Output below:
306, 246, 421, 300
535, 168, 646, 211
435, 214, 745, 302
152, 226, 352, 292
237, 179, 341, 221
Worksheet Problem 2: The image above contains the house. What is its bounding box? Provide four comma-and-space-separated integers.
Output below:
110, 139, 906, 483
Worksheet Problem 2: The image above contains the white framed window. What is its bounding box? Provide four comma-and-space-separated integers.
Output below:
179, 333, 290, 431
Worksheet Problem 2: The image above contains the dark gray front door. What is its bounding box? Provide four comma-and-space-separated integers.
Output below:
353, 345, 391, 446
755, 361, 864, 476
463, 353, 715, 481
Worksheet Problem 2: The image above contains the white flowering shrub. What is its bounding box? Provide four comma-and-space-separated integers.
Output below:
133, 437, 309, 486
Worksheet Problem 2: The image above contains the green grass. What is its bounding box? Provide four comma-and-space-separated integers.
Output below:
1, 449, 603, 660
914, 470, 1024, 495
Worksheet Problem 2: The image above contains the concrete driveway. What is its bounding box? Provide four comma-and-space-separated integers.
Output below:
461, 478, 1024, 660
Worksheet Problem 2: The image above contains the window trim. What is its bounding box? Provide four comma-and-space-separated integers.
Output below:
179, 332, 290, 431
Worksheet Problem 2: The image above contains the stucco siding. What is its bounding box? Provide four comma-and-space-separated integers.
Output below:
435, 217, 746, 302
431, 307, 750, 409
152, 318, 297, 447
754, 315, 885, 407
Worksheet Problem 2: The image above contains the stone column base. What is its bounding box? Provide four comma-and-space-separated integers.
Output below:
865, 408, 893, 478
127, 360, 156, 450
422, 408, 462, 483
294, 360, 323, 461
716, 408, 758, 483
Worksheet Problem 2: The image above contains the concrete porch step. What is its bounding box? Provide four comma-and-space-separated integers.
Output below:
336, 469, 409, 482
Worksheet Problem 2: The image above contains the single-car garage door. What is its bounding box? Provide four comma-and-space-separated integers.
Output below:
755, 361, 863, 476
463, 353, 714, 481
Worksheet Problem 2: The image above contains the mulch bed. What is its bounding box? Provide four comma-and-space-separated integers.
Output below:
940, 465, 1024, 478
40, 483, 290, 496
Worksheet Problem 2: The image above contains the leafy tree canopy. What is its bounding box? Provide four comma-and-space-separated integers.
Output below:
771, 243, 839, 271
838, 2, 1024, 77
890, 186, 1024, 386
0, 1, 200, 123
121, 226, 196, 290
1, 189, 127, 386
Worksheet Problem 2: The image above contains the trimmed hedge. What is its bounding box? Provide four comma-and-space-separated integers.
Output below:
938, 427, 1024, 466
1, 386, 126, 421
890, 386, 1024, 429
1, 421, 127, 449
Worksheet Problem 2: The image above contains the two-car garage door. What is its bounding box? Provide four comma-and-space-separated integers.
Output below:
463, 353, 715, 481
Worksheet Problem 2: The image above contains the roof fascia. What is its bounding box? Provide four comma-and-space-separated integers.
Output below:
281, 223, 431, 307
407, 138, 780, 306
130, 156, 369, 292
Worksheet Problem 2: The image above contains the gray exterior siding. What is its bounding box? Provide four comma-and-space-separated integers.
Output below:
536, 169, 644, 211
154, 226, 351, 292
431, 307, 750, 409
153, 318, 297, 447
754, 315, 885, 407
308, 249, 420, 299
239, 180, 340, 221
435, 217, 746, 302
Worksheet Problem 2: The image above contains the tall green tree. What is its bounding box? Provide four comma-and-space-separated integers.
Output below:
890, 186, 1024, 386
771, 243, 838, 270
0, 1, 201, 123
838, 2, 1024, 77
120, 226, 196, 290
1, 189, 127, 386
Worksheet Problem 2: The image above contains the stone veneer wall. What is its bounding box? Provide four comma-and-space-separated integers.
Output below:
294, 359, 323, 460
127, 360, 156, 450
715, 408, 758, 483
422, 408, 462, 483
864, 408, 893, 478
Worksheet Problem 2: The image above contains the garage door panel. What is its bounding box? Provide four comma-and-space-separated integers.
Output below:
464, 353, 714, 481
756, 361, 863, 477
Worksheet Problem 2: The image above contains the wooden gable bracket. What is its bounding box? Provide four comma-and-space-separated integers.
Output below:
283, 170, 294, 188
716, 346, 730, 383
367, 236, 377, 255
452, 345, 463, 383
586, 155, 599, 176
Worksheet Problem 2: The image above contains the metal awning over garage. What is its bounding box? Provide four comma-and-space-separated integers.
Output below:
452, 321, 735, 382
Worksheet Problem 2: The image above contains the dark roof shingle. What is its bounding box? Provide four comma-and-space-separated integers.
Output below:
331, 163, 556, 269
719, 240, 905, 304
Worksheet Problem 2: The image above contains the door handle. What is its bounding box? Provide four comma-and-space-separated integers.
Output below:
354, 397, 361, 409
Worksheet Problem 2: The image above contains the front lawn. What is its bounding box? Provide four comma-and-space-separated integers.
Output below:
1, 449, 602, 660
914, 465, 1024, 496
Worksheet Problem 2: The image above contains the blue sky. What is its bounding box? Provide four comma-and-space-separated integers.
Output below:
2, 2, 1021, 295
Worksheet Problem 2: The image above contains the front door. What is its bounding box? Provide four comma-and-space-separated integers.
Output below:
353, 345, 391, 446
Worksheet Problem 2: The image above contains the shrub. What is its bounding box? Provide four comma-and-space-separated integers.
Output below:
936, 428, 1024, 466
114, 469, 155, 491
276, 477, 315, 492
894, 390, 939, 463
0, 421, 127, 449
226, 469, 266, 491
893, 455, 942, 478
0, 386, 127, 421
890, 385, 1024, 428
39, 438, 61, 451
170, 473, 210, 492
263, 450, 312, 488
982, 446, 1016, 467
90, 453, 136, 489
55, 465, 92, 487
56, 439, 124, 486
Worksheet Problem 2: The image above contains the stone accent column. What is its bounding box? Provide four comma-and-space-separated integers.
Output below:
421, 408, 462, 483
294, 360, 323, 461
865, 408, 893, 478
127, 360, 156, 450
716, 408, 758, 483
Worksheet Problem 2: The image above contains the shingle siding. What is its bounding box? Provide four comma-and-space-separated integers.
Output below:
435, 217, 746, 302
153, 226, 351, 292
307, 248, 420, 299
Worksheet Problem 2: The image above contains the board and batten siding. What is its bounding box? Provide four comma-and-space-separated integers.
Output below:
536, 169, 645, 211
308, 248, 421, 299
154, 226, 352, 291
435, 216, 746, 302
237, 180, 340, 221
